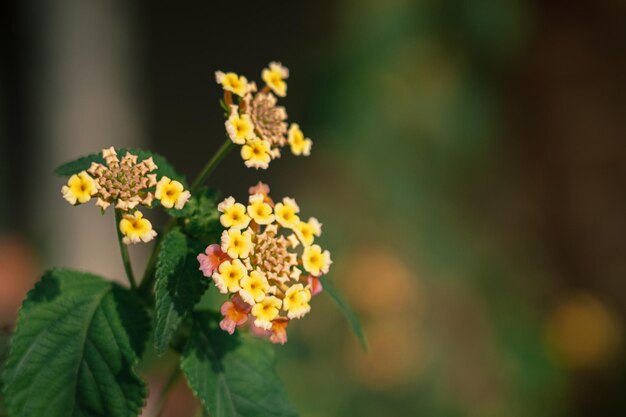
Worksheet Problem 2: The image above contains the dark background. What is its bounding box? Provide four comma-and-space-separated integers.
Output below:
2, 1, 626, 416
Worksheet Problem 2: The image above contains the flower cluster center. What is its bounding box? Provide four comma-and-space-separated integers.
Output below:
248, 93, 288, 147
249, 228, 297, 284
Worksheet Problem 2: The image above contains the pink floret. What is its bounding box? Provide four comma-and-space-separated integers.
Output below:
198, 244, 230, 277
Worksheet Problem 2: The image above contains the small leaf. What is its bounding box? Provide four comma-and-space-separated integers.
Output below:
154, 229, 209, 355
54, 153, 105, 176
319, 276, 369, 351
219, 99, 229, 112
2, 268, 149, 417
167, 187, 218, 219
133, 149, 188, 187
181, 312, 298, 417
55, 148, 188, 187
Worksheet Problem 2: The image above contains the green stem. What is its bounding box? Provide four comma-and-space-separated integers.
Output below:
190, 139, 234, 194
138, 139, 234, 295
138, 221, 173, 296
114, 209, 138, 290
151, 366, 182, 417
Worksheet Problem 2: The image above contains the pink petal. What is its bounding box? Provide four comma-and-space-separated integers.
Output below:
220, 300, 235, 316
248, 181, 270, 196
219, 299, 249, 335
220, 317, 237, 334
249, 321, 271, 338
269, 319, 289, 345
231, 294, 252, 313
206, 244, 224, 257
198, 244, 229, 277
307, 275, 323, 296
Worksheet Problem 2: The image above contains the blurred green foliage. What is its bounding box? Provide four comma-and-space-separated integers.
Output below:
0, 327, 9, 416
276, 1, 568, 416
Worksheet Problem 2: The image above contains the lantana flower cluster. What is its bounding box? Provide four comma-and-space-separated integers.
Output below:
197, 182, 331, 344
61, 147, 190, 244
215, 62, 313, 169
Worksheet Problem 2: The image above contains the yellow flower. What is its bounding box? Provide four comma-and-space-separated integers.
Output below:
294, 217, 322, 246
241, 139, 272, 169
215, 71, 249, 97
239, 269, 270, 305
287, 123, 312, 156
221, 228, 254, 259
212, 259, 247, 294
155, 176, 190, 209
282, 284, 311, 319
302, 244, 332, 276
119, 211, 157, 244
274, 197, 300, 229
247, 193, 274, 225
251, 296, 282, 330
226, 107, 256, 144
218, 197, 251, 229
261, 62, 289, 97
61, 171, 97, 205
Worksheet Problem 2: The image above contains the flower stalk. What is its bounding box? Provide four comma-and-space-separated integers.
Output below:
191, 139, 234, 194
138, 139, 235, 295
115, 209, 138, 290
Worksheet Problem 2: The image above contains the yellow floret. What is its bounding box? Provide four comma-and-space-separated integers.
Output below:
61, 171, 97, 205
119, 211, 157, 245
251, 296, 282, 330
295, 217, 322, 246
215, 71, 249, 97
247, 194, 274, 225
155, 176, 190, 209
302, 244, 332, 276
287, 123, 312, 156
226, 107, 256, 144
241, 139, 272, 169
274, 197, 300, 229
221, 228, 254, 259
239, 269, 270, 305
218, 197, 251, 229
261, 62, 289, 97
283, 284, 312, 319
212, 259, 247, 294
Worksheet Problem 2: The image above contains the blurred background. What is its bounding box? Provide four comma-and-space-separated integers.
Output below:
2, 0, 626, 416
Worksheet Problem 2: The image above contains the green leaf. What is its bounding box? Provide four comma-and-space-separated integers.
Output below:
179, 188, 222, 244
219, 99, 229, 112
181, 312, 298, 417
55, 148, 188, 187
0, 327, 10, 416
319, 276, 369, 351
2, 268, 149, 417
154, 229, 209, 355
54, 152, 106, 176
167, 187, 219, 219
0, 326, 9, 375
